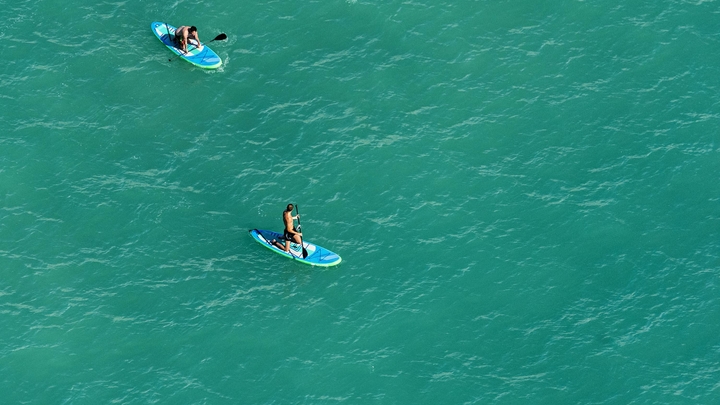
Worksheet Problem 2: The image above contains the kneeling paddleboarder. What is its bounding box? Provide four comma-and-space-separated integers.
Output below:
270, 204, 303, 252
174, 25, 202, 53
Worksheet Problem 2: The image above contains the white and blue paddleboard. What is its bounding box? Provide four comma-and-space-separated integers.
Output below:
151, 22, 222, 69
249, 229, 342, 267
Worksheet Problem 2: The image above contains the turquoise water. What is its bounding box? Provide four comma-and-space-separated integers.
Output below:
3, 0, 720, 403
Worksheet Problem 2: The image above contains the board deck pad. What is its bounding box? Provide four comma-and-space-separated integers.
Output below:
151, 22, 222, 69
249, 229, 342, 267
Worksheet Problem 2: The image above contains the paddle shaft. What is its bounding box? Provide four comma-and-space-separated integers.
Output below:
295, 205, 309, 258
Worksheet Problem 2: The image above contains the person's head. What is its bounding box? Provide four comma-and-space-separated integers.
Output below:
286, 204, 294, 212
189, 26, 197, 33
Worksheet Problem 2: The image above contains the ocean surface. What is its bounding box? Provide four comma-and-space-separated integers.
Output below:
2, 0, 720, 403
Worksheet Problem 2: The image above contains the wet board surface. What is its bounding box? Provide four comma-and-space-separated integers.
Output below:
249, 229, 342, 267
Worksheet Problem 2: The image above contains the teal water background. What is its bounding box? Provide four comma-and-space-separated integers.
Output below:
3, 0, 720, 403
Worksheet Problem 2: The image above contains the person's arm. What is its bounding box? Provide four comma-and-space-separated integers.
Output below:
193, 32, 203, 50
181, 31, 189, 52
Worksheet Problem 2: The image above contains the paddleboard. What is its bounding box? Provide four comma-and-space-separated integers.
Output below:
249, 229, 342, 267
151, 22, 222, 69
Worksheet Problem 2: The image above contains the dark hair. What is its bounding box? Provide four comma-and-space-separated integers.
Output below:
189, 26, 197, 33
286, 204, 294, 211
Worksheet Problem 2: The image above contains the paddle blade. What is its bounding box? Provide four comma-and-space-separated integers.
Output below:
302, 247, 308, 259
214, 33, 227, 41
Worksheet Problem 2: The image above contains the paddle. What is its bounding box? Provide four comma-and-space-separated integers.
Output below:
295, 205, 309, 259
169, 33, 227, 62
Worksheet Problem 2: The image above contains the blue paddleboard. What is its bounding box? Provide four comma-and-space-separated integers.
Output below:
249, 229, 342, 267
151, 22, 222, 69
